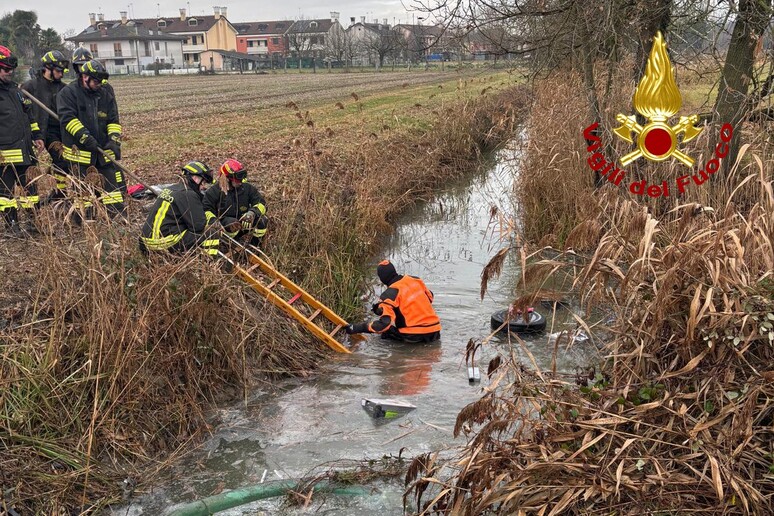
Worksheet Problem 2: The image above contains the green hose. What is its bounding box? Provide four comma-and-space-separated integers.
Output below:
167, 479, 370, 515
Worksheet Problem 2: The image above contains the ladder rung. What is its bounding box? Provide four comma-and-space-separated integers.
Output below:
329, 324, 343, 337
308, 309, 322, 322
288, 292, 302, 305
266, 278, 281, 290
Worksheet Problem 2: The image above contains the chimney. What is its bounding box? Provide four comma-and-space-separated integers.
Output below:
120, 11, 128, 24
97, 13, 104, 22
360, 16, 365, 24
214, 6, 221, 20
179, 8, 186, 21
220, 7, 227, 18
383, 18, 388, 26
88, 13, 96, 26
373, 19, 378, 25
330, 11, 339, 23
350, 17, 355, 25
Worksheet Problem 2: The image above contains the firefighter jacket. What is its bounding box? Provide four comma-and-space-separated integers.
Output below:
355, 275, 442, 336
0, 79, 41, 166
56, 80, 121, 166
203, 182, 267, 230
140, 183, 215, 253
21, 73, 65, 142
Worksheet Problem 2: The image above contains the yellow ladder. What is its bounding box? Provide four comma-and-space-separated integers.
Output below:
218, 244, 363, 354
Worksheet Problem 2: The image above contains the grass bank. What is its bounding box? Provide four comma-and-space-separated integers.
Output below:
405, 67, 774, 513
0, 72, 528, 513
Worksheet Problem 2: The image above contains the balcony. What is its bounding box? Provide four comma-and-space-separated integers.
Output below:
91, 52, 137, 59
182, 44, 206, 52
246, 47, 269, 55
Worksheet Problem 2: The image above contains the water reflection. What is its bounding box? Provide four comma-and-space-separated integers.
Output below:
377, 342, 443, 397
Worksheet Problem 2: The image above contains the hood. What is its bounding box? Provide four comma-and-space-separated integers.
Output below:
377, 260, 401, 286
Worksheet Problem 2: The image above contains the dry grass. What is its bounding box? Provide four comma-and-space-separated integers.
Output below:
405, 70, 774, 514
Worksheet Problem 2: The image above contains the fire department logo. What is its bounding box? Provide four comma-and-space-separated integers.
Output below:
613, 31, 703, 167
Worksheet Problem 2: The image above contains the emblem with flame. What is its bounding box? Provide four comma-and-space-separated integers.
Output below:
614, 31, 703, 167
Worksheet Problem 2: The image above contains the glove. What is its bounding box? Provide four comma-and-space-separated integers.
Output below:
80, 134, 100, 153
371, 302, 382, 315
240, 211, 255, 230
104, 139, 120, 156
344, 324, 355, 335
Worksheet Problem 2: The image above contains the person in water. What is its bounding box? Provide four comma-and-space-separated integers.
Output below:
345, 260, 441, 343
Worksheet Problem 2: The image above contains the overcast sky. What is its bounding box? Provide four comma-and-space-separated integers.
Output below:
12, 1, 432, 37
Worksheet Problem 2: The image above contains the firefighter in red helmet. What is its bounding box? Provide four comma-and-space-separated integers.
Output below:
203, 159, 268, 249
0, 45, 44, 232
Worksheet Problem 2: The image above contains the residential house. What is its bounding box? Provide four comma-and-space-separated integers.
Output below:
285, 13, 345, 63
147, 7, 238, 67
346, 18, 399, 67
394, 23, 444, 61
74, 7, 239, 70
234, 20, 292, 65
68, 12, 185, 74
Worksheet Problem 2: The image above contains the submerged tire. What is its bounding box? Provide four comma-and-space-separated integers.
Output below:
491, 309, 546, 334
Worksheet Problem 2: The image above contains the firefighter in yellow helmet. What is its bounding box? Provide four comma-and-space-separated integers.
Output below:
140, 161, 221, 255
21, 50, 70, 183
57, 59, 125, 215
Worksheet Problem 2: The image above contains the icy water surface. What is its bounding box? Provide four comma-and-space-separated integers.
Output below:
116, 144, 599, 515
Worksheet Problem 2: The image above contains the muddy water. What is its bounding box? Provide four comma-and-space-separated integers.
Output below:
118, 143, 598, 515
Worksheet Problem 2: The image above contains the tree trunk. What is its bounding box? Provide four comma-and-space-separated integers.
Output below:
633, 0, 671, 84
712, 0, 772, 170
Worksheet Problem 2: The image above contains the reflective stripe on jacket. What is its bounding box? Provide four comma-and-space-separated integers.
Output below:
57, 80, 120, 165
140, 183, 207, 250
0, 80, 36, 166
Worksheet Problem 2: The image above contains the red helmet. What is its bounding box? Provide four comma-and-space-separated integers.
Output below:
0, 45, 18, 70
220, 159, 247, 181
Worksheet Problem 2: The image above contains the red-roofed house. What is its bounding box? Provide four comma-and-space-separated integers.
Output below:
234, 20, 292, 61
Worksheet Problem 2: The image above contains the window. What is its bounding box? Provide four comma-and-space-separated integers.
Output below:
247, 40, 254, 47
309, 21, 318, 29
114, 59, 124, 65
154, 42, 160, 51
89, 43, 98, 57
143, 41, 151, 56
276, 23, 284, 29
157, 19, 167, 28
188, 18, 198, 26
271, 37, 280, 45
113, 42, 122, 57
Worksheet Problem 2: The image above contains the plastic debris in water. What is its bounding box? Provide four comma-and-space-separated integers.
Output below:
361, 398, 416, 419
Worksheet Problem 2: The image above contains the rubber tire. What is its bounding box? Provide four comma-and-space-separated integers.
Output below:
491, 309, 546, 334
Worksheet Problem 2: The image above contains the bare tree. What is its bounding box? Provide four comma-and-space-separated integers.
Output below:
364, 26, 401, 69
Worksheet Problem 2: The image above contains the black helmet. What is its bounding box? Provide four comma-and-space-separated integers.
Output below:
72, 47, 93, 66
181, 161, 214, 183
41, 50, 69, 72
81, 59, 109, 83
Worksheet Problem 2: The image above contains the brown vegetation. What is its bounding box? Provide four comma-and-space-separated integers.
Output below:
405, 70, 774, 514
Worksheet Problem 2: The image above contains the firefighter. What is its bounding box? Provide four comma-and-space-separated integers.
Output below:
345, 260, 442, 343
21, 50, 70, 184
57, 59, 126, 214
0, 45, 44, 232
139, 161, 220, 255
202, 159, 268, 248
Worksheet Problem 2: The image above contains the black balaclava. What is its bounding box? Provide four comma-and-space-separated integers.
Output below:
377, 260, 401, 286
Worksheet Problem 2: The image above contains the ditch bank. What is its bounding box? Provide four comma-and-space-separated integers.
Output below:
0, 84, 530, 513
